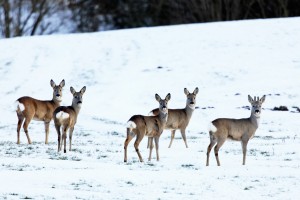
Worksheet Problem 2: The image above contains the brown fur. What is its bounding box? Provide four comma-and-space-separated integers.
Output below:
149, 87, 198, 148
206, 95, 266, 166
16, 79, 65, 144
124, 93, 171, 162
53, 86, 86, 153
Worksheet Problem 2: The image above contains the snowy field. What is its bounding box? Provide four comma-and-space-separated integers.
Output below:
0, 17, 300, 199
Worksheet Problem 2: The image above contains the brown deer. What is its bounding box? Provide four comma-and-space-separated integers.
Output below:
206, 95, 266, 166
53, 86, 86, 153
15, 79, 65, 144
148, 87, 198, 148
124, 93, 171, 162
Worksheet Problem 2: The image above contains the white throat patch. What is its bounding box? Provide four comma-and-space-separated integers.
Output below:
188, 104, 196, 110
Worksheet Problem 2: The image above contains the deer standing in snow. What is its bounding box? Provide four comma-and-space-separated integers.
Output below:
15, 79, 65, 144
124, 93, 171, 162
148, 87, 198, 148
206, 95, 266, 166
53, 86, 86, 153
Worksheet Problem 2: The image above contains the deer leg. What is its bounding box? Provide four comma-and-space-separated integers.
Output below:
59, 127, 63, 152
134, 132, 144, 162
168, 130, 176, 148
180, 129, 188, 148
44, 121, 50, 144
214, 139, 226, 166
69, 127, 74, 151
147, 137, 151, 149
242, 140, 249, 165
206, 136, 217, 166
23, 117, 33, 144
154, 137, 160, 161
55, 125, 61, 152
124, 128, 135, 162
17, 115, 24, 144
62, 126, 68, 153
148, 137, 154, 161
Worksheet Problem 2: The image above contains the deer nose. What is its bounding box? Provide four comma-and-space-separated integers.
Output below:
162, 106, 166, 109
190, 102, 195, 105
56, 94, 60, 97
77, 101, 82, 104
255, 110, 260, 113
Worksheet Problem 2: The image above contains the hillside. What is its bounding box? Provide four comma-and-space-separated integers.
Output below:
0, 17, 299, 199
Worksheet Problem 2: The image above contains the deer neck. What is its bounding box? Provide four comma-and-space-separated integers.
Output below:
71, 102, 81, 115
158, 110, 168, 125
52, 97, 62, 107
184, 105, 195, 120
249, 113, 260, 129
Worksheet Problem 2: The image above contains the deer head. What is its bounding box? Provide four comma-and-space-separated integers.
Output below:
248, 95, 266, 118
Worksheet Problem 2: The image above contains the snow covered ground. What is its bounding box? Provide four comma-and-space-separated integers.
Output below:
0, 17, 299, 199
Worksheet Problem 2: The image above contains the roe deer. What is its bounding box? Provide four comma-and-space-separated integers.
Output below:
206, 95, 266, 166
15, 79, 65, 144
53, 86, 86, 153
148, 87, 198, 148
124, 93, 171, 162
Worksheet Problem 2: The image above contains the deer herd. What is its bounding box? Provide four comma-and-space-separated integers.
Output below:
15, 79, 266, 166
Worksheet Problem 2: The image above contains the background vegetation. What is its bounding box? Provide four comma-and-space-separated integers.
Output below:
1, 0, 300, 38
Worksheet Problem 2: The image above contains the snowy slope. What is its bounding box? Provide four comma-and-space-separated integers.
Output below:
0, 17, 300, 199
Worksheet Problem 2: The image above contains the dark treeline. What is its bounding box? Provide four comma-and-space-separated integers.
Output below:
1, 0, 300, 38
69, 0, 300, 31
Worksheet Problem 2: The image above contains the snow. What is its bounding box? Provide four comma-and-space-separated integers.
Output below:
1, 17, 300, 199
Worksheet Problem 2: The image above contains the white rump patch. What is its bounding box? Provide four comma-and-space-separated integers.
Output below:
127, 121, 136, 129
56, 111, 69, 120
208, 122, 217, 132
16, 101, 25, 112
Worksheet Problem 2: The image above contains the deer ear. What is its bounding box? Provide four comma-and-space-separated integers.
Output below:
260, 95, 266, 104
193, 87, 199, 95
165, 93, 171, 101
50, 79, 56, 88
184, 88, 189, 95
248, 95, 254, 104
155, 94, 161, 102
80, 86, 86, 94
70, 87, 76, 95
59, 79, 65, 87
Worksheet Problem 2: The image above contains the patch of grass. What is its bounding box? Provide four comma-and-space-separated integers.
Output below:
72, 148, 83, 154
272, 106, 288, 111
262, 136, 274, 140
97, 155, 108, 159
57, 156, 68, 160
22, 197, 33, 199
108, 131, 119, 136
25, 146, 34, 150
260, 151, 271, 157
71, 156, 82, 161
244, 186, 254, 190
126, 181, 134, 186
181, 164, 194, 168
